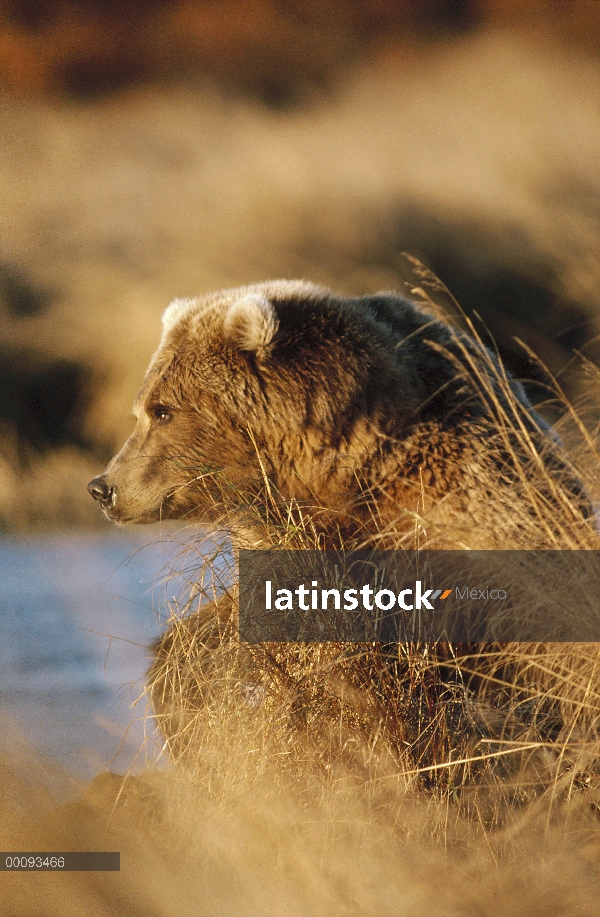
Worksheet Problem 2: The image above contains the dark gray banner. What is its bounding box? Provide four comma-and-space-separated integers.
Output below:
0, 853, 120, 871
238, 551, 600, 642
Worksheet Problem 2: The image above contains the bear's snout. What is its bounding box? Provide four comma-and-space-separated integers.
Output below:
87, 475, 116, 507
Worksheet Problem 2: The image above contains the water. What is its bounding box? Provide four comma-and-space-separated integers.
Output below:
0, 529, 230, 781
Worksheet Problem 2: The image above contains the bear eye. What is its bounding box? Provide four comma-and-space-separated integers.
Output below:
152, 404, 172, 424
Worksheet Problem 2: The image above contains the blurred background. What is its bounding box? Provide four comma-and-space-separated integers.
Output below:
1, 0, 600, 529
1, 0, 600, 778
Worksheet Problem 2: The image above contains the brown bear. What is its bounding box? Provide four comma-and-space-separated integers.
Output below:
87, 280, 595, 780
88, 279, 589, 550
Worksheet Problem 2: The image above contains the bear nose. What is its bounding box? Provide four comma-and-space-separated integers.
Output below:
87, 475, 115, 504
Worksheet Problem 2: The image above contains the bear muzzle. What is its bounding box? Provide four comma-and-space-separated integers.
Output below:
87, 474, 117, 509
87, 469, 173, 523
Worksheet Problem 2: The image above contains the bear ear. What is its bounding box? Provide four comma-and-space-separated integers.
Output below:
162, 298, 195, 333
223, 294, 279, 351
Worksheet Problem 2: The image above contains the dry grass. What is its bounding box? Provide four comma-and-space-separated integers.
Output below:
5, 744, 600, 917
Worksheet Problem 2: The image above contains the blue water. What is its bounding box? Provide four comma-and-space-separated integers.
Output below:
0, 529, 231, 781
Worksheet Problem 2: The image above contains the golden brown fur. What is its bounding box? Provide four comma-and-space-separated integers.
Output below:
88, 279, 589, 550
